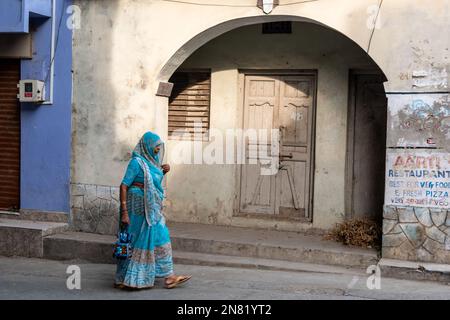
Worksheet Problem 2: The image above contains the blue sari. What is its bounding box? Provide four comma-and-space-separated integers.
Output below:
115, 132, 173, 288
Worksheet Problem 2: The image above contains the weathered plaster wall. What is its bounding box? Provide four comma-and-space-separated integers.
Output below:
369, 0, 449, 93
71, 0, 155, 188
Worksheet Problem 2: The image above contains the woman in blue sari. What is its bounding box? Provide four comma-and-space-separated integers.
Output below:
114, 131, 191, 290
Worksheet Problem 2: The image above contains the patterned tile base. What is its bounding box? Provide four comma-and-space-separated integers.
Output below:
383, 206, 450, 264
71, 183, 120, 235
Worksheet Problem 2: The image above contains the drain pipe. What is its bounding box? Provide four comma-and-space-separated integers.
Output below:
41, 0, 56, 105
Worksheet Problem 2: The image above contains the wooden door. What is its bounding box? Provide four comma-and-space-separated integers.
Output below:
347, 73, 387, 222
239, 73, 316, 220
0, 60, 20, 211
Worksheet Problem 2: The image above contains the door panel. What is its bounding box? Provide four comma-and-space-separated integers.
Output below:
240, 76, 278, 214
279, 78, 313, 146
239, 73, 315, 219
277, 161, 307, 216
277, 76, 314, 217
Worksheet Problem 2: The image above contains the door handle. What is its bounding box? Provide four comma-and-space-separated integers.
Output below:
279, 153, 293, 159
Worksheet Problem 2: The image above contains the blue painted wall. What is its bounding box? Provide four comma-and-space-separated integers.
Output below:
0, 0, 52, 33
21, 0, 72, 213
0, 0, 26, 32
0, 0, 73, 213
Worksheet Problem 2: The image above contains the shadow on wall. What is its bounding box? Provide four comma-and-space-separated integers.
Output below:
70, 0, 121, 235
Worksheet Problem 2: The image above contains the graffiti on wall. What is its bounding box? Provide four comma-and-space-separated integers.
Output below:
387, 94, 450, 149
400, 99, 450, 136
385, 150, 450, 209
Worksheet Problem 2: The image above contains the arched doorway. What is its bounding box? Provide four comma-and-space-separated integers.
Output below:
156, 16, 388, 231
157, 15, 386, 82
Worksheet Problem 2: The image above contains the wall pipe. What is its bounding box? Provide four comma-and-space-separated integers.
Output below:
41, 0, 56, 105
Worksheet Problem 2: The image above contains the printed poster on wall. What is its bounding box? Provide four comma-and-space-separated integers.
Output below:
385, 150, 450, 209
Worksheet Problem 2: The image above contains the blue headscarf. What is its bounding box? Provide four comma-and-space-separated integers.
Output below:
131, 131, 165, 226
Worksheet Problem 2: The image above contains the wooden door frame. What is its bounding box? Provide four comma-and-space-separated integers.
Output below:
345, 69, 387, 219
234, 69, 317, 222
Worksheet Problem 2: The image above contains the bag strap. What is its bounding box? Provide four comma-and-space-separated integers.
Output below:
119, 223, 129, 233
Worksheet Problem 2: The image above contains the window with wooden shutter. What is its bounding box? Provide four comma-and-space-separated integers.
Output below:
168, 70, 211, 141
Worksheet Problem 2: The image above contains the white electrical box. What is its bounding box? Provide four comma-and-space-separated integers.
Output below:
17, 80, 45, 103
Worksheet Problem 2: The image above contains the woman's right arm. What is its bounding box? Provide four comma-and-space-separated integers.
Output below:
120, 183, 130, 226
120, 158, 140, 226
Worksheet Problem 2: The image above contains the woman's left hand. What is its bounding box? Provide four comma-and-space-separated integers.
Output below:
162, 164, 170, 174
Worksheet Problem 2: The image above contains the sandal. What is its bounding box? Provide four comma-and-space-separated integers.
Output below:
114, 283, 153, 290
113, 283, 125, 289
164, 275, 192, 289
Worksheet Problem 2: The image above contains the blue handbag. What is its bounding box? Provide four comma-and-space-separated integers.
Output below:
113, 226, 133, 260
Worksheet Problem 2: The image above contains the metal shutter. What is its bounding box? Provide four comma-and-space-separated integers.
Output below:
168, 71, 211, 140
0, 60, 20, 211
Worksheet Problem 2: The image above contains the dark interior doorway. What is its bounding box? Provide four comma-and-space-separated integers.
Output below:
346, 70, 387, 224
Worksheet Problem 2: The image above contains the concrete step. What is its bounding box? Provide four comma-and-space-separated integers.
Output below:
0, 210, 68, 223
39, 226, 450, 283
42, 231, 368, 275
169, 222, 379, 268
172, 251, 367, 276
43, 222, 379, 269
43, 231, 115, 264
0, 218, 68, 258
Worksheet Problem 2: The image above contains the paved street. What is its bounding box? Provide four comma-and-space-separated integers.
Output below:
0, 257, 449, 300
